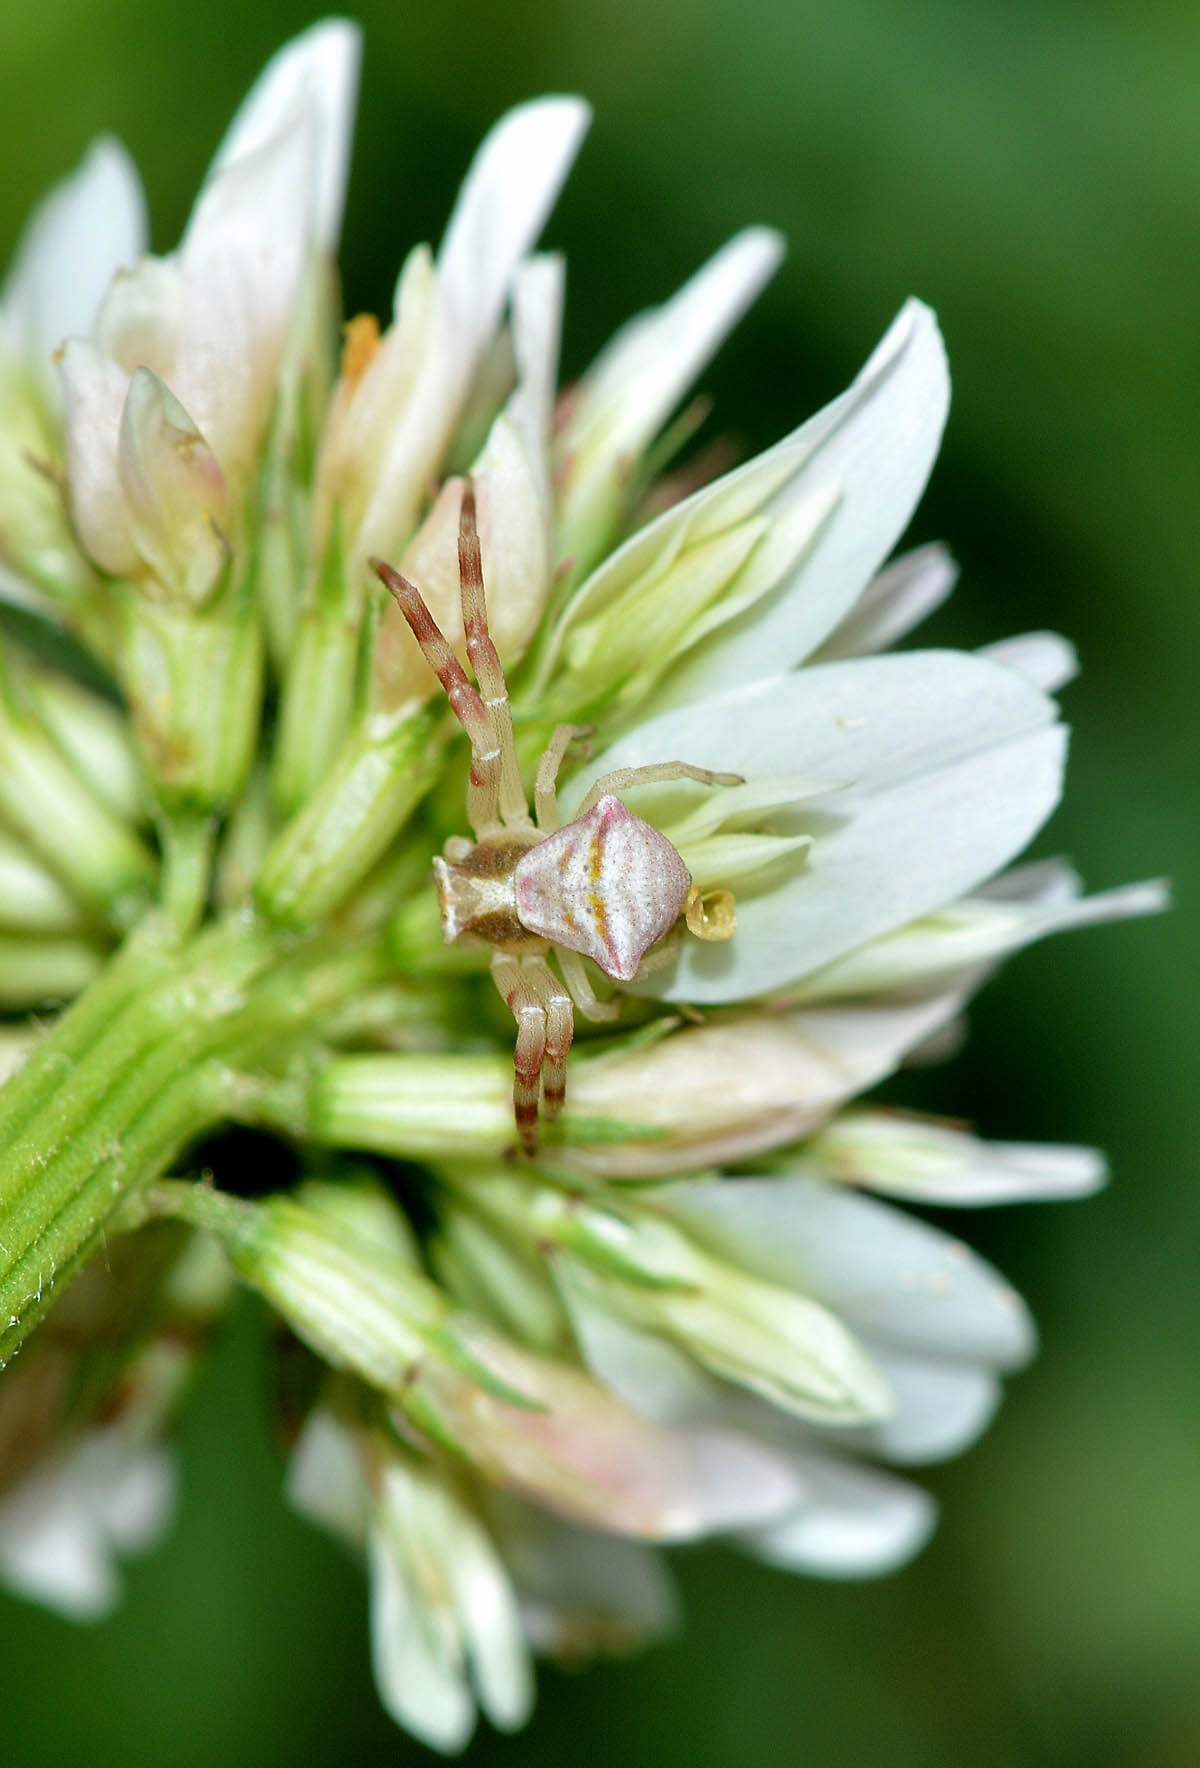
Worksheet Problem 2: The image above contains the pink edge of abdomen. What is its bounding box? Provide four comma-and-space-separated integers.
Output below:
514, 795, 691, 981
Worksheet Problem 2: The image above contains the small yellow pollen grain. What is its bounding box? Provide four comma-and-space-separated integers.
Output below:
684, 884, 736, 942
340, 313, 381, 388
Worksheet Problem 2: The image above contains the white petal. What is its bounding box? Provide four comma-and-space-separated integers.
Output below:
435, 97, 590, 365
565, 984, 970, 1176
558, 1269, 715, 1422
980, 631, 1079, 693
118, 367, 229, 601
561, 1261, 999, 1467
571, 649, 1064, 1002
202, 19, 361, 251
87, 1442, 174, 1552
351, 102, 587, 565
0, 1463, 117, 1619
178, 101, 321, 478
845, 1348, 1001, 1464
508, 253, 565, 499
446, 1511, 534, 1734
490, 1494, 678, 1656
794, 870, 1170, 1002
737, 1448, 935, 1578
659, 299, 951, 705
435, 1324, 801, 1539
368, 1530, 476, 1753
566, 227, 784, 465
57, 338, 138, 576
0, 1430, 174, 1621
812, 542, 958, 661
93, 254, 182, 380
556, 1238, 891, 1427
286, 1407, 368, 1547
811, 1110, 1108, 1205
664, 1176, 1036, 1369
1, 137, 146, 380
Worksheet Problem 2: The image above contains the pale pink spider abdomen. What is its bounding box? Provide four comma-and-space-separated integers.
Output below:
513, 793, 691, 982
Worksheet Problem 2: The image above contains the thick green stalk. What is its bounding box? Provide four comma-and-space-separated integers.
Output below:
0, 917, 390, 1365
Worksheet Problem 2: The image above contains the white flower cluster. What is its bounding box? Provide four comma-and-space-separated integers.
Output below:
0, 20, 1164, 1754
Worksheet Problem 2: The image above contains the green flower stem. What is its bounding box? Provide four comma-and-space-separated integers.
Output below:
0, 919, 391, 1365
0, 923, 182, 1149
0, 920, 271, 1203
256, 709, 441, 928
0, 1057, 239, 1366
158, 813, 217, 937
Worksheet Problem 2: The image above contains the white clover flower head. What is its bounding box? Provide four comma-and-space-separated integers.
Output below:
0, 20, 1167, 1755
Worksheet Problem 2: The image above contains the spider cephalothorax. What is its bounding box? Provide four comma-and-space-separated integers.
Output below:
371, 480, 738, 1152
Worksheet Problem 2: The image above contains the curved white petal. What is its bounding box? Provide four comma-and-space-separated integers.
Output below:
659, 299, 950, 705
553, 1228, 891, 1427
562, 1265, 1003, 1472
436, 1324, 801, 1540
57, 338, 138, 576
435, 96, 590, 364
540, 431, 810, 686
0, 1433, 174, 1621
562, 226, 784, 469
793, 870, 1170, 1002
369, 1529, 476, 1753
178, 108, 319, 479
737, 1448, 935, 1578
353, 101, 587, 565
118, 367, 229, 602
565, 983, 970, 1177
812, 542, 958, 661
846, 1348, 1001, 1464
489, 1494, 678, 1657
980, 631, 1079, 693
93, 255, 182, 381
449, 1513, 534, 1735
571, 649, 1064, 1002
508, 252, 564, 505
557, 1272, 713, 1422
286, 1407, 368, 1546
663, 1176, 1036, 1369
201, 18, 361, 251
810, 1110, 1108, 1206
2, 137, 146, 381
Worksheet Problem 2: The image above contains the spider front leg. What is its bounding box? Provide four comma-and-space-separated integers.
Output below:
491, 951, 575, 1154
534, 723, 593, 832
371, 476, 530, 838
575, 760, 743, 818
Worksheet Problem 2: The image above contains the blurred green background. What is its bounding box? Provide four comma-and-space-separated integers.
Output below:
1, 0, 1196, 1763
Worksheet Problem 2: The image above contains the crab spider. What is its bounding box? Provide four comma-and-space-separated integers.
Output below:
371, 480, 740, 1154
